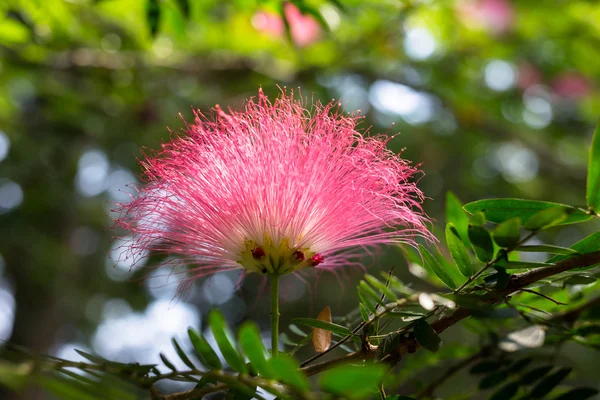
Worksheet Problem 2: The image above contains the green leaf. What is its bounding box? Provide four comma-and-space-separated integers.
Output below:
446, 191, 470, 245
358, 285, 377, 314
359, 303, 370, 321
519, 365, 553, 385
463, 199, 592, 226
524, 206, 569, 231
292, 318, 352, 336
172, 338, 196, 370
420, 245, 457, 289
160, 353, 177, 372
468, 225, 494, 262
359, 281, 385, 306
517, 245, 579, 255
470, 211, 487, 226
146, 0, 161, 37
413, 319, 441, 352
564, 275, 597, 285
587, 122, 600, 211
320, 364, 387, 399
385, 397, 416, 400
503, 261, 554, 269
269, 356, 310, 391
446, 223, 473, 277
493, 218, 521, 248
364, 274, 398, 301
238, 322, 271, 378
548, 231, 600, 264
552, 387, 598, 400
174, 0, 190, 19
509, 357, 533, 372
530, 367, 572, 398
188, 328, 222, 370
470, 360, 503, 374
489, 382, 519, 400
208, 310, 246, 373
479, 370, 509, 389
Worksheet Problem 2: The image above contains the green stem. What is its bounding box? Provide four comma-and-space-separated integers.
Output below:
271, 274, 280, 357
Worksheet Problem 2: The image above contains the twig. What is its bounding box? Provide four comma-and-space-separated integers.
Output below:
518, 289, 567, 305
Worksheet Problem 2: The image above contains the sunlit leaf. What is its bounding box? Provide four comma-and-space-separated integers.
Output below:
493, 218, 521, 248
446, 223, 473, 277
208, 310, 246, 373
524, 206, 569, 231
517, 245, 579, 255
587, 121, 600, 211
364, 274, 398, 301
463, 199, 591, 226
269, 356, 310, 391
420, 245, 457, 289
320, 364, 387, 399
447, 191, 470, 245
238, 322, 272, 377
188, 328, 222, 370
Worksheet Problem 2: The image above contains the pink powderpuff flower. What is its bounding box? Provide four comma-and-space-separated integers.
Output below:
113, 89, 431, 286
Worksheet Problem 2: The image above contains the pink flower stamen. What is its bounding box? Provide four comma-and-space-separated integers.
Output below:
310, 254, 325, 267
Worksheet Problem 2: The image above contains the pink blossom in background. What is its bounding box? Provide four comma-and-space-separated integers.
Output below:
114, 90, 430, 286
551, 72, 592, 99
252, 3, 321, 47
458, 0, 515, 35
517, 63, 541, 90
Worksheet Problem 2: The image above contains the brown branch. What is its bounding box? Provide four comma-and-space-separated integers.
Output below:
300, 251, 600, 377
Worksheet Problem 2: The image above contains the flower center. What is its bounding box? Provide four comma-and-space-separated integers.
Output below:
237, 235, 323, 275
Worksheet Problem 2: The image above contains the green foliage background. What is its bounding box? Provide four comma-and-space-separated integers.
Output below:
0, 0, 599, 399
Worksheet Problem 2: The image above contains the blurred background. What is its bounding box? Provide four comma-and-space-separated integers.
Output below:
0, 0, 599, 398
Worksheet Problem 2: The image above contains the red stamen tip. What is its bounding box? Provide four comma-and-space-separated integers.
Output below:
310, 253, 324, 266
293, 250, 305, 261
252, 247, 265, 259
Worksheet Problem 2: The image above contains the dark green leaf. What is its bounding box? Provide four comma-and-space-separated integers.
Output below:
468, 225, 494, 262
447, 191, 470, 245
146, 0, 161, 37
524, 207, 569, 231
320, 364, 387, 399
420, 245, 457, 289
519, 365, 553, 385
413, 319, 441, 352
172, 338, 196, 370
479, 370, 509, 389
446, 223, 473, 277
269, 356, 310, 391
530, 368, 572, 398
208, 310, 246, 373
517, 245, 579, 255
493, 218, 521, 248
463, 199, 591, 226
160, 353, 177, 372
489, 381, 519, 400
552, 387, 598, 400
238, 322, 271, 378
509, 357, 533, 373
470, 360, 503, 374
188, 328, 222, 370
174, 0, 190, 19
563, 275, 597, 286
587, 122, 600, 211
292, 318, 352, 336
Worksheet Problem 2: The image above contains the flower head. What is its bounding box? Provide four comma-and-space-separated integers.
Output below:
114, 90, 430, 284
